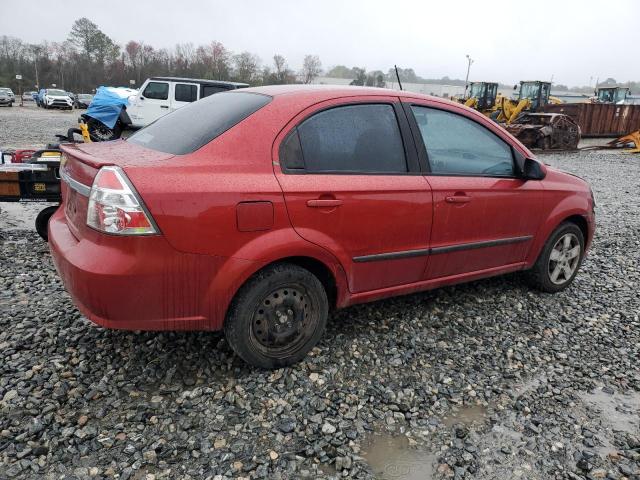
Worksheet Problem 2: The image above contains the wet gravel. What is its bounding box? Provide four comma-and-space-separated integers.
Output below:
0, 104, 79, 150
1, 109, 640, 479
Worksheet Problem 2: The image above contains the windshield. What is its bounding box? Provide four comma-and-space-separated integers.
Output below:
47, 89, 67, 96
519, 83, 539, 100
128, 91, 272, 155
469, 83, 484, 98
614, 89, 628, 103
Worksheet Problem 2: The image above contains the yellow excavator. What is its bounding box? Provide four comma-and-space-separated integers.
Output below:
462, 80, 580, 150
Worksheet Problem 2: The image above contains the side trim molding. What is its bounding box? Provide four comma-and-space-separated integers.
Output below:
430, 235, 533, 255
352, 236, 533, 263
353, 248, 431, 263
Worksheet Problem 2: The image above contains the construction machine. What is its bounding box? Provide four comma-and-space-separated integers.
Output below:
461, 80, 580, 150
463, 82, 499, 113
594, 86, 630, 104
496, 81, 580, 150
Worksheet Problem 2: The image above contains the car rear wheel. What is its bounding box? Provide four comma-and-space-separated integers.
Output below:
526, 222, 584, 292
35, 205, 59, 241
224, 263, 328, 369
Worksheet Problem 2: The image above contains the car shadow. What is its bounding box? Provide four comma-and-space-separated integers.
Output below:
72, 271, 530, 397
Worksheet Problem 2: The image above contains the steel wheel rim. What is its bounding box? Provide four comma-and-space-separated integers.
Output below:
249, 284, 314, 358
548, 233, 581, 285
91, 122, 114, 141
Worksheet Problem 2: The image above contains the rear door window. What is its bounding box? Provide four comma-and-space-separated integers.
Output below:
128, 92, 271, 155
411, 106, 514, 176
285, 104, 407, 174
174, 83, 198, 102
142, 82, 169, 100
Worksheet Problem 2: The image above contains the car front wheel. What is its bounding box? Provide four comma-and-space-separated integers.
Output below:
224, 263, 328, 369
526, 222, 584, 292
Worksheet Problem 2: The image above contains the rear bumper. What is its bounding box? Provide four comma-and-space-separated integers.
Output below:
48, 208, 233, 331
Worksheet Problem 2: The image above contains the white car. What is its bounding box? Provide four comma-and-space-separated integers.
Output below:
126, 77, 248, 128
42, 89, 73, 110
0, 88, 15, 105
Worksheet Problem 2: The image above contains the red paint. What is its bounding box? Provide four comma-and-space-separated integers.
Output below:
236, 201, 274, 232
49, 86, 595, 332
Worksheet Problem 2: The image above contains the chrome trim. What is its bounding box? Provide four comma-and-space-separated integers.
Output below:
60, 167, 91, 197
352, 236, 533, 263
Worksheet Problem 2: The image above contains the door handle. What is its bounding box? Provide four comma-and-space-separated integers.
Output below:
160, 106, 169, 109
445, 195, 472, 204
306, 199, 343, 208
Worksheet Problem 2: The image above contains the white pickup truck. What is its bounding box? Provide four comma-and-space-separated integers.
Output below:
126, 77, 249, 128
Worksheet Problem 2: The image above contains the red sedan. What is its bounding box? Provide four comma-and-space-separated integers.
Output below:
50, 85, 595, 368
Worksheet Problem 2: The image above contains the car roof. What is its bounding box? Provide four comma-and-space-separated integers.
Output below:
237, 84, 441, 103
149, 77, 249, 88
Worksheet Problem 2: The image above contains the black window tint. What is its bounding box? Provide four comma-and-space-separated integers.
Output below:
201, 85, 229, 98
175, 84, 197, 102
297, 104, 407, 173
411, 106, 514, 176
128, 92, 271, 155
280, 129, 305, 170
142, 82, 169, 100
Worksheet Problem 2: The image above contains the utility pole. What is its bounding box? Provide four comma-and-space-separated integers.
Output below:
32, 46, 40, 89
464, 54, 474, 97
16, 74, 23, 107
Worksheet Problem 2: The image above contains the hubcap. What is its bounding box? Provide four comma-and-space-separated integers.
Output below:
250, 286, 312, 357
548, 233, 581, 285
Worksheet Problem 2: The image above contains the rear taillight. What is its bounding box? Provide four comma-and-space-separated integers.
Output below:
87, 166, 158, 235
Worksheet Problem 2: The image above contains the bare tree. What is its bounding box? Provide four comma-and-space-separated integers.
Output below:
233, 51, 260, 83
272, 54, 294, 84
210, 41, 231, 80
300, 55, 322, 84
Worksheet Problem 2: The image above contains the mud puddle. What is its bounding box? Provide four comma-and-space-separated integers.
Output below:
361, 432, 437, 479
581, 387, 640, 456
441, 404, 488, 428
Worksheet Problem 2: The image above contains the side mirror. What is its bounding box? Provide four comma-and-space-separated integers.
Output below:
513, 84, 518, 90
523, 157, 545, 180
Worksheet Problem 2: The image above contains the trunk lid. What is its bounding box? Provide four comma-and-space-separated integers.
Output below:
59, 140, 174, 238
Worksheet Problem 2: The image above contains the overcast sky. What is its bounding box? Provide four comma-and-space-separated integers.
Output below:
4, 0, 638, 87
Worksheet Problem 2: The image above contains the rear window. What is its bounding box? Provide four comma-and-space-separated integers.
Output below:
201, 85, 229, 98
128, 91, 271, 155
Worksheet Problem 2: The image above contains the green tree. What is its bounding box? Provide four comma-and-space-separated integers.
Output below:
349, 67, 367, 86
68, 18, 117, 62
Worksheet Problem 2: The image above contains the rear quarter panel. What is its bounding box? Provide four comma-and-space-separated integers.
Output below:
124, 96, 352, 323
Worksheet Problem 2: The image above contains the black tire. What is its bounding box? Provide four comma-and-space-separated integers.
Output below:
526, 222, 584, 293
224, 263, 328, 369
35, 206, 59, 241
87, 117, 122, 141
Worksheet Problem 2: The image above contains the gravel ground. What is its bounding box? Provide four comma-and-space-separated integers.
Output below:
0, 104, 79, 150
1, 108, 640, 479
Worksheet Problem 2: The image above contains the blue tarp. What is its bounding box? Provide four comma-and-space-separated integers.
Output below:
86, 87, 137, 129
